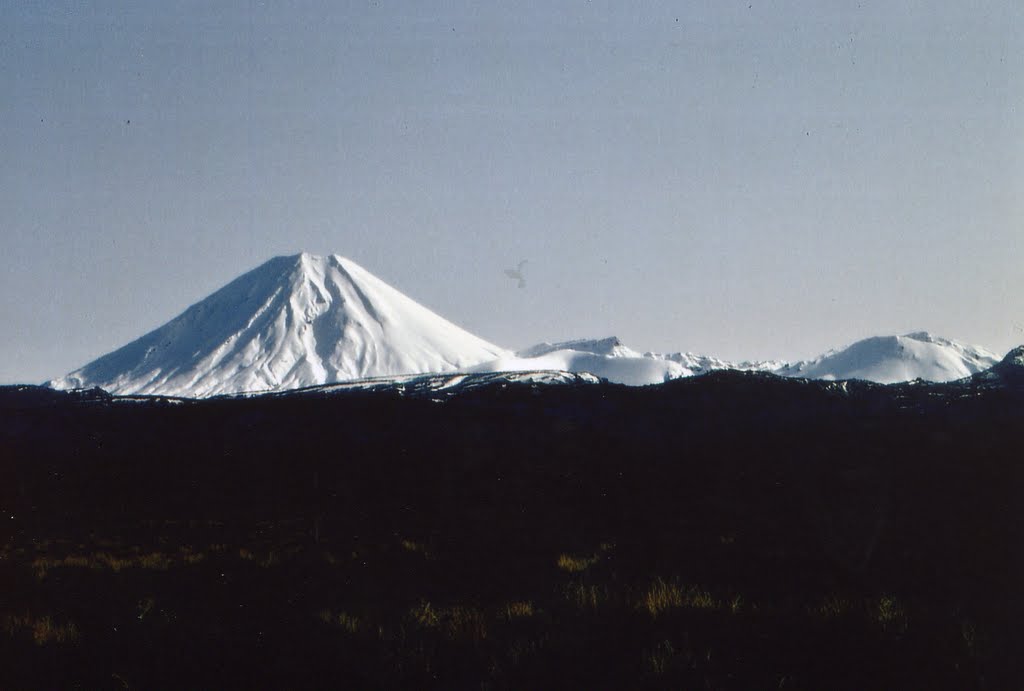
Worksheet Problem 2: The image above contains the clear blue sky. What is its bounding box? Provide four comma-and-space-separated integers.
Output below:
2, 1, 1022, 383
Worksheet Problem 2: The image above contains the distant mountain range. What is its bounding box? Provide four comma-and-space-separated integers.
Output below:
47, 253, 1006, 396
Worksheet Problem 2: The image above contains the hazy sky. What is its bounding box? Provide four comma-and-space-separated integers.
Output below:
2, 1, 1022, 383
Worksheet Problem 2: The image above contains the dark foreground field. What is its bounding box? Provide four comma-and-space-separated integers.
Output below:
2, 370, 1023, 689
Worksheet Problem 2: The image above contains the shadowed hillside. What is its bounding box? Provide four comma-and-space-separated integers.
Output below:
2, 371, 1022, 689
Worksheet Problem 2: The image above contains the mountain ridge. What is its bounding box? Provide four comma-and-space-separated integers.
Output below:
47, 253, 1005, 396
772, 331, 999, 384
483, 331, 999, 387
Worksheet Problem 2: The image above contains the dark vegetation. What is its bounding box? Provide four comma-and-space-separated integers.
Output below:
1, 371, 1022, 689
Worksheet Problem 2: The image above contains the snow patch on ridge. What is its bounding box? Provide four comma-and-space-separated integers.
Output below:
517, 337, 640, 359
475, 336, 739, 386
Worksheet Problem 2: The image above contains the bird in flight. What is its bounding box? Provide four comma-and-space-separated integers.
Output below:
504, 260, 528, 289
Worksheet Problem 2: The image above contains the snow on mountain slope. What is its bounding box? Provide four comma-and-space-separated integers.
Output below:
471, 349, 685, 386
488, 333, 999, 386
974, 344, 1024, 386
470, 337, 730, 386
996, 344, 1024, 372
643, 350, 765, 376
254, 370, 603, 400
773, 332, 999, 384
47, 253, 508, 397
517, 337, 641, 359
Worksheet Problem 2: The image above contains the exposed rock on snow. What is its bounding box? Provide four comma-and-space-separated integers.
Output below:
978, 344, 1024, 386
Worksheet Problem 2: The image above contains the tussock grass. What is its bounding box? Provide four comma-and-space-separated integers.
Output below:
238, 547, 280, 567
642, 639, 677, 676
640, 578, 719, 616
813, 595, 856, 619
136, 552, 173, 570
506, 636, 546, 666
556, 553, 599, 573
564, 582, 607, 610
410, 600, 440, 628
318, 609, 360, 634
32, 551, 173, 577
810, 593, 907, 633
399, 539, 432, 558
876, 594, 906, 633
408, 601, 488, 641
503, 601, 535, 620
3, 614, 79, 645
182, 551, 205, 565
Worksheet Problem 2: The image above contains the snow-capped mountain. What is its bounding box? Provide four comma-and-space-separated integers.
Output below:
475, 337, 681, 386
470, 337, 738, 386
46, 253, 1004, 396
491, 332, 1000, 386
974, 344, 1024, 387
516, 337, 640, 360
773, 332, 1000, 384
48, 253, 508, 397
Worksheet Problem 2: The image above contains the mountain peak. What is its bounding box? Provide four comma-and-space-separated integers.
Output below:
516, 336, 634, 359
49, 254, 507, 397
271, 252, 350, 278
1001, 345, 1024, 367
903, 331, 936, 342
776, 333, 999, 384
988, 345, 1024, 381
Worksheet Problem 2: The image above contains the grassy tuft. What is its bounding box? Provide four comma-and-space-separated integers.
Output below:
813, 595, 855, 619
642, 640, 677, 676
32, 616, 79, 645
410, 600, 440, 628
318, 609, 360, 634
400, 539, 432, 558
32, 551, 173, 577
408, 601, 487, 641
3, 614, 79, 645
556, 553, 599, 573
564, 582, 607, 610
876, 595, 906, 633
503, 601, 535, 620
640, 578, 718, 616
